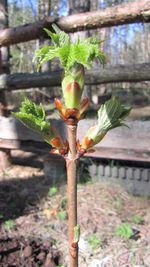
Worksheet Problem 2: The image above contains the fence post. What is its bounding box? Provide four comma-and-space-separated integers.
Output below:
0, 83, 11, 169
0, 0, 11, 170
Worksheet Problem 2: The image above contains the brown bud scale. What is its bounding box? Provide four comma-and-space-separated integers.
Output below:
66, 82, 80, 92
51, 137, 61, 147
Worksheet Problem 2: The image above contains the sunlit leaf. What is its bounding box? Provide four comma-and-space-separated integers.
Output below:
33, 24, 106, 71
12, 98, 54, 144
81, 97, 131, 150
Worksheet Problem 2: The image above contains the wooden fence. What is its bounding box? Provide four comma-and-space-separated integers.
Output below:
0, 0, 150, 168
0, 0, 149, 46
0, 63, 150, 91
0, 118, 150, 163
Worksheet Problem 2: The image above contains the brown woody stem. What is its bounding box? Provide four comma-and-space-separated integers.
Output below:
66, 122, 78, 267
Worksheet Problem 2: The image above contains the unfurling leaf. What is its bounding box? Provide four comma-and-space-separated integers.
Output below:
81, 97, 131, 150
44, 24, 70, 47
33, 24, 105, 111
33, 24, 105, 72
12, 98, 64, 148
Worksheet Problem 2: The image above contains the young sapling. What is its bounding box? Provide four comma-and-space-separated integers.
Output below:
13, 24, 131, 267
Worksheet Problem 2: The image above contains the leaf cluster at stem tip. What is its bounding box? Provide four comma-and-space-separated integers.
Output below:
33, 24, 106, 72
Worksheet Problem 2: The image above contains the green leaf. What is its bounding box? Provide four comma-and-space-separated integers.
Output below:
19, 98, 45, 120
44, 28, 60, 47
81, 97, 131, 149
52, 24, 70, 47
33, 24, 106, 72
44, 25, 70, 47
97, 97, 131, 132
58, 45, 71, 68
33, 46, 59, 70
12, 98, 54, 144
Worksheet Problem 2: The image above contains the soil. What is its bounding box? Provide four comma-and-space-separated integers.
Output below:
0, 236, 60, 267
0, 163, 150, 267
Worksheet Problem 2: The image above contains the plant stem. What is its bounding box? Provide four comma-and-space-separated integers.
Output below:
66, 122, 78, 267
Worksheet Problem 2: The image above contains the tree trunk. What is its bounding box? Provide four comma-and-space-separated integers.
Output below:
0, 0, 149, 46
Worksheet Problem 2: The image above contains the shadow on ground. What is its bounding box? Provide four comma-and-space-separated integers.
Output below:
0, 172, 62, 222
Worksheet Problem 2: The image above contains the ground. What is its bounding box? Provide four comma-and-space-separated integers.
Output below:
0, 165, 150, 267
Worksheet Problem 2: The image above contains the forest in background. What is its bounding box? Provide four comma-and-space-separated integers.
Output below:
1, 0, 150, 108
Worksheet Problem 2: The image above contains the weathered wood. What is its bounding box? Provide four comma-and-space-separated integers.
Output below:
0, 139, 149, 163
78, 119, 150, 153
86, 147, 150, 163
130, 106, 150, 120
0, 139, 49, 151
0, 149, 11, 169
0, 117, 150, 162
0, 63, 150, 91
0, 0, 10, 115
0, 0, 11, 170
0, 116, 66, 141
0, 0, 149, 46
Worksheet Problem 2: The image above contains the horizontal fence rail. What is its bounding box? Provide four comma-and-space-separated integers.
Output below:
0, 0, 149, 46
0, 63, 150, 90
0, 117, 150, 162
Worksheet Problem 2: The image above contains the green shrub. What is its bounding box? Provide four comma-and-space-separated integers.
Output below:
116, 223, 133, 239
